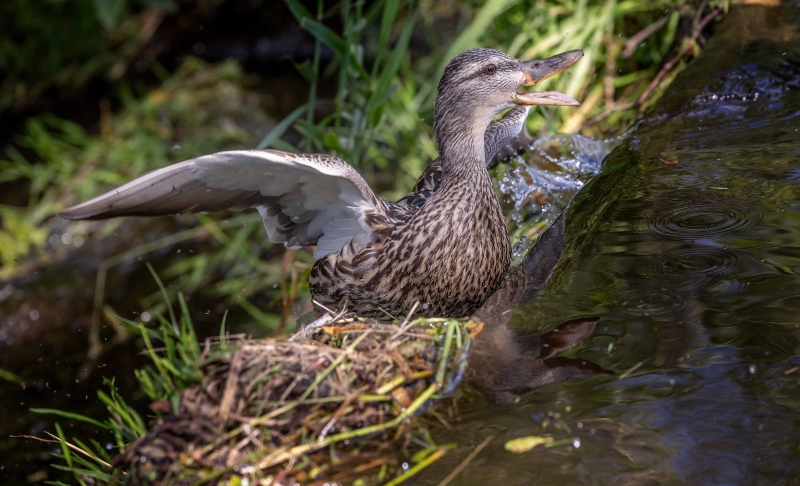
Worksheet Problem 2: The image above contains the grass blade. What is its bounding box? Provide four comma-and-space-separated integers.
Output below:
30, 409, 112, 430
257, 103, 308, 150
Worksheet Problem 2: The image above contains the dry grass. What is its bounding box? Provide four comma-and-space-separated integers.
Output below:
112, 313, 477, 485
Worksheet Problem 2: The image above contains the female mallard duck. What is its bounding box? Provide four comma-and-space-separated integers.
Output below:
59, 48, 583, 319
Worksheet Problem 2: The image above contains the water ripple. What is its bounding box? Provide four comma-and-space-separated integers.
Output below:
608, 284, 701, 318
644, 247, 746, 278
638, 199, 764, 240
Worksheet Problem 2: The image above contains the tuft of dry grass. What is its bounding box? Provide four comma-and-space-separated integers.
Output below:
104, 313, 475, 485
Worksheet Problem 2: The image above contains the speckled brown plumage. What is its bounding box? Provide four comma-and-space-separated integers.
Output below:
310, 161, 511, 318
59, 48, 583, 320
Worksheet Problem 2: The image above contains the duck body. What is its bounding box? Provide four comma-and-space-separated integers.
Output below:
312, 158, 510, 318
60, 48, 583, 319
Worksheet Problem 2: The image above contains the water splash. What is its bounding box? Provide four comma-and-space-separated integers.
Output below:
691, 63, 800, 108
497, 133, 620, 262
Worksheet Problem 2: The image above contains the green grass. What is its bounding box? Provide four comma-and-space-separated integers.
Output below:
262, 0, 730, 194
0, 0, 184, 116
29, 293, 206, 485
0, 58, 306, 335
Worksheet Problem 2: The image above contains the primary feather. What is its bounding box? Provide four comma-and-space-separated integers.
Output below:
60, 150, 386, 259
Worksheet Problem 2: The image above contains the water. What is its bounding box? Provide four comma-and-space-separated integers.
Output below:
420, 5, 800, 484
498, 134, 615, 222
498, 133, 619, 264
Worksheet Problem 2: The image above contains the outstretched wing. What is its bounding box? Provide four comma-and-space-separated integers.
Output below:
59, 150, 389, 258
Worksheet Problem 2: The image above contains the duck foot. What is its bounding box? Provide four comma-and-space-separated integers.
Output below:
290, 313, 334, 341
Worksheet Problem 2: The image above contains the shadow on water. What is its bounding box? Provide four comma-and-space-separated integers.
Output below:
423, 4, 800, 485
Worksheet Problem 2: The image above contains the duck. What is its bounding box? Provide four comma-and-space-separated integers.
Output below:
59, 48, 583, 319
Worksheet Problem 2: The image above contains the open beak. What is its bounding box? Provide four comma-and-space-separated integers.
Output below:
514, 50, 584, 106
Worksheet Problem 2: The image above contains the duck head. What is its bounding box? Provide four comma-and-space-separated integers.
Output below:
434, 48, 583, 163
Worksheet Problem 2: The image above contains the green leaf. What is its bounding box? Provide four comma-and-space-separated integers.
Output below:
441, 0, 517, 67
50, 464, 112, 481
369, 103, 386, 128
270, 138, 300, 153
368, 7, 414, 120
283, 0, 313, 22
504, 436, 554, 453
93, 0, 125, 30
322, 132, 343, 151
0, 367, 25, 384
374, 0, 401, 72
299, 17, 347, 56
147, 262, 177, 334
257, 103, 308, 150
30, 409, 112, 430
292, 60, 317, 82
53, 423, 73, 471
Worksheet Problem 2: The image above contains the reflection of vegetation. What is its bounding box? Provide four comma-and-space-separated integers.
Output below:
0, 0, 726, 332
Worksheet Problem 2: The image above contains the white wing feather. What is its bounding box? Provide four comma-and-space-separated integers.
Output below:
59, 150, 386, 258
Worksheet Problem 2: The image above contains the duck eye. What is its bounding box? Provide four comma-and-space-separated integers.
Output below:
484, 63, 497, 75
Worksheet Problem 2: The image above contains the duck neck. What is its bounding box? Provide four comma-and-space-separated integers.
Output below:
435, 113, 490, 176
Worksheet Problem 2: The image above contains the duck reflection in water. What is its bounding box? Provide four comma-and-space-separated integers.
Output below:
467, 214, 612, 404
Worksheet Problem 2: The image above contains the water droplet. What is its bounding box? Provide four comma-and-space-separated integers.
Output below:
749, 364, 756, 374
573, 438, 581, 448
141, 312, 151, 323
